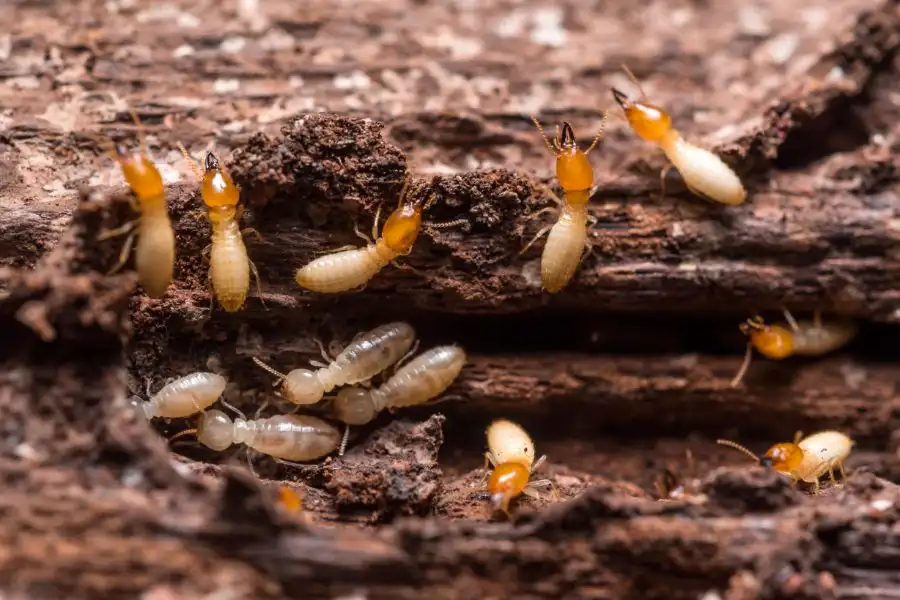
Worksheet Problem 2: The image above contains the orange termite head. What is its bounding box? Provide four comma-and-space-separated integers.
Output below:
740, 316, 794, 359
761, 442, 805, 473
382, 194, 429, 254
113, 141, 165, 201
555, 122, 594, 192
201, 152, 240, 210
488, 462, 530, 516
610, 87, 673, 143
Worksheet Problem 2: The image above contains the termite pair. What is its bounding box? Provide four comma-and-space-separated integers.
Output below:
96, 110, 259, 312
294, 174, 465, 293
718, 430, 854, 494
253, 321, 466, 428
731, 309, 858, 387
523, 66, 747, 293
483, 419, 553, 517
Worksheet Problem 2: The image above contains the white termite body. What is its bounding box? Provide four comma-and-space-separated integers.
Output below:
132, 372, 227, 419
332, 345, 467, 425
295, 241, 397, 293
659, 132, 746, 206
135, 208, 176, 298
541, 204, 589, 293
210, 219, 251, 312
791, 319, 858, 355
254, 321, 417, 405
196, 409, 341, 461
794, 430, 854, 484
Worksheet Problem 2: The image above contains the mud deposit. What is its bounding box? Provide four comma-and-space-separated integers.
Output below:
1, 0, 900, 598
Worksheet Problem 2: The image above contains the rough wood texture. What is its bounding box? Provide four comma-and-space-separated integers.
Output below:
1, 0, 900, 598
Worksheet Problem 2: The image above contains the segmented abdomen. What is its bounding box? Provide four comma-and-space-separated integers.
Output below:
374, 345, 466, 409
295, 243, 393, 293
210, 225, 250, 312
322, 322, 416, 387
248, 414, 341, 461
136, 213, 175, 298
541, 205, 588, 293
150, 372, 227, 418
666, 137, 746, 206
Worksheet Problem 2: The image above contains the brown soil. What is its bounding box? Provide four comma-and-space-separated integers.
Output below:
1, 0, 899, 598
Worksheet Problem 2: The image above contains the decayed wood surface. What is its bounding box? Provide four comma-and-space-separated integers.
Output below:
1, 0, 900, 598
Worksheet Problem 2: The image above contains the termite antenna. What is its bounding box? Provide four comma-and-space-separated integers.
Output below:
251, 357, 288, 385
730, 342, 754, 387
176, 141, 204, 181
339, 425, 350, 456
716, 439, 760, 463
169, 428, 198, 443
531, 115, 558, 154
584, 110, 610, 155
620, 64, 648, 101
128, 108, 148, 155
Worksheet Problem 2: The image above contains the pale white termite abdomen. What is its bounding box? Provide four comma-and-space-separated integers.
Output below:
540, 204, 589, 293
137, 372, 227, 419
487, 419, 536, 469
295, 242, 395, 293
795, 431, 853, 483
209, 222, 251, 312
372, 345, 466, 409
136, 210, 176, 298
240, 414, 341, 461
791, 320, 858, 356
661, 134, 746, 206
318, 321, 416, 389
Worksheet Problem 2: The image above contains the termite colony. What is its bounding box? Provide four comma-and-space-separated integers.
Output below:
96, 62, 860, 520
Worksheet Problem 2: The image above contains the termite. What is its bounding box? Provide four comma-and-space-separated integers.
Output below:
97, 110, 176, 298
252, 321, 417, 405
130, 372, 227, 419
178, 408, 342, 462
331, 345, 466, 426
177, 144, 263, 312
294, 174, 465, 293
523, 115, 608, 293
730, 309, 858, 387
610, 65, 747, 206
483, 419, 554, 517
717, 430, 854, 494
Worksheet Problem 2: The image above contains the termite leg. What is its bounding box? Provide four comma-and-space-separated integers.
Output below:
105, 229, 139, 276
312, 336, 334, 363
811, 479, 820, 495
479, 451, 496, 485
206, 272, 216, 313
201, 244, 212, 264
339, 425, 350, 456
367, 205, 383, 243
245, 448, 260, 479
97, 219, 138, 241
519, 223, 553, 256
249, 258, 266, 309
813, 309, 823, 329
827, 462, 841, 487
659, 164, 674, 202
524, 206, 558, 222
314, 244, 359, 257
391, 259, 425, 277
781, 308, 800, 333
793, 430, 803, 444
353, 217, 374, 245
730, 343, 754, 388
837, 461, 847, 482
